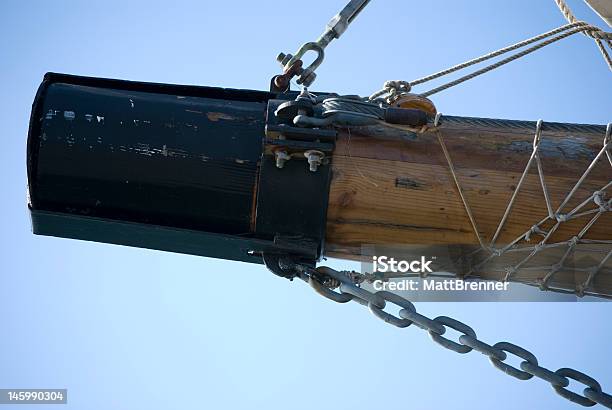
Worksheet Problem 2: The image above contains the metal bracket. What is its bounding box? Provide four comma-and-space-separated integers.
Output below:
256, 98, 338, 276
254, 150, 332, 256
265, 98, 337, 141
262, 252, 314, 280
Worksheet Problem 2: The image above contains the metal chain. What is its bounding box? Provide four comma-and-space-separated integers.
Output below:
286, 262, 612, 408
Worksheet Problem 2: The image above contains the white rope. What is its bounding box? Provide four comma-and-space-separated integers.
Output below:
554, 0, 612, 77
369, 17, 611, 101
489, 120, 544, 247
433, 113, 487, 249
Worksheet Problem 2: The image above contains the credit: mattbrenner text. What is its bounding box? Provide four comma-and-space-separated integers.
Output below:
373, 279, 510, 292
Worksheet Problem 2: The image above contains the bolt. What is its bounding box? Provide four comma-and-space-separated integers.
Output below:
275, 150, 291, 169
277, 52, 293, 66
298, 70, 317, 87
304, 150, 324, 172
273, 74, 289, 91
296, 87, 309, 100
296, 87, 310, 116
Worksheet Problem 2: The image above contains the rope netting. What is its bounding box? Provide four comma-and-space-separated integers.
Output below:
432, 116, 612, 297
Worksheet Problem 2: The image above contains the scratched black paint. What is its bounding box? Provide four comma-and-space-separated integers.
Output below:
29, 73, 269, 235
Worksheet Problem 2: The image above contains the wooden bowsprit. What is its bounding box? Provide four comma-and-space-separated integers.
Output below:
324, 115, 611, 297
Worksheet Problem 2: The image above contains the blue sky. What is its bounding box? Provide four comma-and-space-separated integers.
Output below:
0, 1, 610, 409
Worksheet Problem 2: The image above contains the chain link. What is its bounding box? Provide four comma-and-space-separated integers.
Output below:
292, 263, 611, 408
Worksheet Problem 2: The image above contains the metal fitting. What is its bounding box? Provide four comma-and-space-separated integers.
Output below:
304, 150, 325, 172
276, 53, 293, 66
275, 0, 371, 88
298, 69, 317, 87
272, 59, 304, 93
275, 150, 291, 169
295, 87, 312, 104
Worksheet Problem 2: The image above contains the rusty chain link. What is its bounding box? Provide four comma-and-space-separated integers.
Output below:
291, 262, 612, 408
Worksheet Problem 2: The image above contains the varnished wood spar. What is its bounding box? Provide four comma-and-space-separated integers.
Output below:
323, 116, 611, 295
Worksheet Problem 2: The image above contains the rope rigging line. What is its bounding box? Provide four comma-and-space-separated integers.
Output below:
555, 0, 612, 69
369, 17, 611, 101
433, 113, 487, 250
